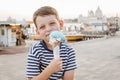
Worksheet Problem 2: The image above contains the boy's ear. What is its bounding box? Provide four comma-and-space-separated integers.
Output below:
59, 20, 64, 30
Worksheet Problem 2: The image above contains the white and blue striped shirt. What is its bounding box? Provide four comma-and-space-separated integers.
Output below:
26, 40, 77, 80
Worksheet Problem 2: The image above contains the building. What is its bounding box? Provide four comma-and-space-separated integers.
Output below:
78, 6, 108, 32
107, 16, 120, 31
0, 21, 24, 47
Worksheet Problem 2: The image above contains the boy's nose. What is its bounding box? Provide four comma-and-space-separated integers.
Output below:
46, 25, 52, 31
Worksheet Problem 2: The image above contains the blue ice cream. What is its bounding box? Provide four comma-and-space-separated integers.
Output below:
49, 31, 66, 45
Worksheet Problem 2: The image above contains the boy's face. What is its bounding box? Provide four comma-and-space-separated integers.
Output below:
36, 15, 63, 43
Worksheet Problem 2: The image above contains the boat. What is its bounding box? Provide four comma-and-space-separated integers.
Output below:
63, 32, 84, 41
62, 23, 106, 41
62, 23, 85, 41
65, 35, 84, 41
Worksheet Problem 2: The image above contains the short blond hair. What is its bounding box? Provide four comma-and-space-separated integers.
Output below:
33, 6, 60, 27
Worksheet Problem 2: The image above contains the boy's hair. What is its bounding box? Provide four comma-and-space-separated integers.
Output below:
33, 6, 60, 28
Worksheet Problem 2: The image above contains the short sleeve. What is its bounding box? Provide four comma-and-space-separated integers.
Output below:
65, 47, 77, 71
26, 46, 41, 78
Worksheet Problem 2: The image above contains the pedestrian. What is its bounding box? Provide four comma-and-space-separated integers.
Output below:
26, 6, 77, 80
21, 31, 26, 45
104, 31, 109, 39
16, 30, 21, 45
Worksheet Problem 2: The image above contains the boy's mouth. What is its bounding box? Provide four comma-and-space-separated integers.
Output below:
46, 34, 50, 39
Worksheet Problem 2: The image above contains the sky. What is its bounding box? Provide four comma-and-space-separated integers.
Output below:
0, 0, 120, 21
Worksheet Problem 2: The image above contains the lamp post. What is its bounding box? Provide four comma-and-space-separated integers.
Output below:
115, 16, 119, 31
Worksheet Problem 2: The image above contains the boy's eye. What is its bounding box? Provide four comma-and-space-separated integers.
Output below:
39, 25, 45, 29
50, 22, 56, 25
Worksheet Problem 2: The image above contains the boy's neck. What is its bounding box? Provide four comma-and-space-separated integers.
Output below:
44, 40, 53, 50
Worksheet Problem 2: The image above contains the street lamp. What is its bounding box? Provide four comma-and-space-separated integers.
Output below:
115, 16, 119, 31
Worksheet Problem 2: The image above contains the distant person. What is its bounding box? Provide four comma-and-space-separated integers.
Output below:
21, 31, 26, 40
104, 31, 109, 39
21, 31, 27, 45
16, 30, 21, 45
26, 6, 77, 80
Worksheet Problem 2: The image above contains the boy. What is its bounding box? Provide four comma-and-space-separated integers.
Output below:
26, 6, 77, 80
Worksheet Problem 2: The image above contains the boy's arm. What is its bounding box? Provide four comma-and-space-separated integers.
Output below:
27, 66, 53, 80
63, 70, 75, 80
27, 58, 62, 80
63, 46, 77, 80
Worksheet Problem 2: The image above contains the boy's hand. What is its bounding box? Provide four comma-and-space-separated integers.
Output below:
51, 41, 60, 50
47, 58, 62, 74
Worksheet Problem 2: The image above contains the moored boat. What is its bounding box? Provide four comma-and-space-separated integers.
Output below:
63, 32, 84, 41
65, 35, 84, 41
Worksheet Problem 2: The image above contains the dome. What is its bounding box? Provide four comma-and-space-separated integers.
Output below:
95, 6, 103, 19
88, 10, 94, 17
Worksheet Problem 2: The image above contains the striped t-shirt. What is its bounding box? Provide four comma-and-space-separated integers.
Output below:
26, 40, 77, 80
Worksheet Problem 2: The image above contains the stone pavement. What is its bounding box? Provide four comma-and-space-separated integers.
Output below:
0, 45, 29, 55
0, 36, 120, 80
73, 36, 120, 80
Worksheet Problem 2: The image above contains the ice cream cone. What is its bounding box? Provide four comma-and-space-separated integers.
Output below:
49, 31, 66, 58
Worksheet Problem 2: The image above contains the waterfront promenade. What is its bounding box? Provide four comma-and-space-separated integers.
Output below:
0, 36, 120, 80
